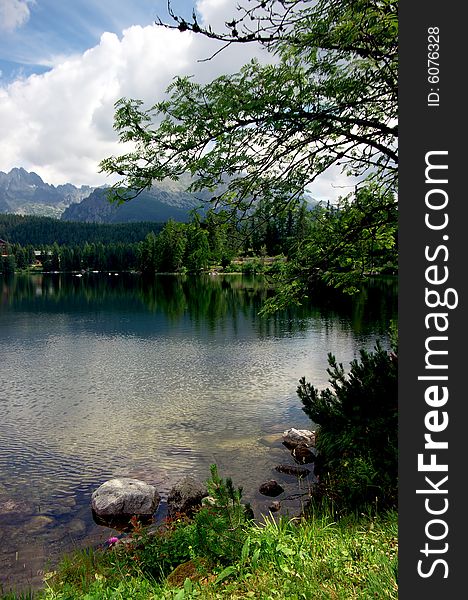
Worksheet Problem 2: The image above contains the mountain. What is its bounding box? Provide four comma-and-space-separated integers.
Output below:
1, 167, 319, 224
61, 175, 211, 224
0, 168, 94, 218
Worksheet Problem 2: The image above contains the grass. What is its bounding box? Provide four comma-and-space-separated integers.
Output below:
3, 508, 397, 600
2, 333, 399, 600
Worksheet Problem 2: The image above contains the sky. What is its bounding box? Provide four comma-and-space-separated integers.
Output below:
0, 0, 353, 201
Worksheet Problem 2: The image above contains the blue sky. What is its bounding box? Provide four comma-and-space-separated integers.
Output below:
0, 0, 351, 200
0, 0, 266, 187
0, 0, 195, 82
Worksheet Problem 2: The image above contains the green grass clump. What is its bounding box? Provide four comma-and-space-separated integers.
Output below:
3, 340, 399, 599
5, 505, 397, 600
234, 509, 398, 599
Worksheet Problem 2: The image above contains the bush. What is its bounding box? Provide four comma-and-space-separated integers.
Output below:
192, 465, 254, 564
122, 518, 196, 580
297, 343, 397, 512
106, 465, 253, 584
242, 258, 264, 275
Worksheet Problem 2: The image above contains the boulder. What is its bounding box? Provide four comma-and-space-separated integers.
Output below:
268, 501, 281, 512
259, 480, 284, 497
282, 428, 316, 449
291, 443, 317, 465
275, 464, 311, 478
167, 476, 208, 518
91, 478, 160, 526
166, 559, 209, 588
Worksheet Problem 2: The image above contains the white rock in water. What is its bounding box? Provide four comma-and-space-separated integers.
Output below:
282, 428, 316, 448
91, 478, 160, 517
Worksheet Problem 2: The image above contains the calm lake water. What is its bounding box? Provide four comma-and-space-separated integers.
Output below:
0, 273, 397, 592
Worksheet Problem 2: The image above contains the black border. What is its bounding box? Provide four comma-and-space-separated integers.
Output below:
399, 2, 466, 596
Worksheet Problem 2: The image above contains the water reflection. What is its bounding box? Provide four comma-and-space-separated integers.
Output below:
0, 273, 396, 593
1, 272, 396, 338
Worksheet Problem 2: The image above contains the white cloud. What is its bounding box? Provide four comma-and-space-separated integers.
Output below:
0, 0, 33, 32
306, 166, 361, 205
0, 0, 350, 202
0, 1, 270, 186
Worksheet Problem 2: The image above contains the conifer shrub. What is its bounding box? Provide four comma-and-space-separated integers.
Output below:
297, 343, 398, 512
192, 464, 254, 564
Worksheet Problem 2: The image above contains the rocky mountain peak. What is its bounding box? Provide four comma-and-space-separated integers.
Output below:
0, 168, 95, 218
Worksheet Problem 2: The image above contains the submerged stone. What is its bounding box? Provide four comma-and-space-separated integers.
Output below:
0, 498, 35, 516
67, 519, 87, 535
259, 480, 284, 497
275, 464, 311, 478
291, 443, 317, 464
26, 516, 54, 532
258, 433, 283, 447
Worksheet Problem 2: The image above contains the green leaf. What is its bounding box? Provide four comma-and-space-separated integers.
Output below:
251, 548, 261, 568
101, 0, 397, 310
276, 544, 295, 556
241, 537, 251, 562
184, 577, 193, 593
174, 589, 185, 600
214, 565, 237, 584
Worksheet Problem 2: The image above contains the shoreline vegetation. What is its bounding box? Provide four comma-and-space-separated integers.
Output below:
1, 467, 398, 600
1, 339, 398, 600
3, 507, 398, 600
0, 200, 397, 282
1, 0, 398, 596
0, 258, 287, 278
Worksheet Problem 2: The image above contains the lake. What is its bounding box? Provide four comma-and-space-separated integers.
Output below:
0, 273, 397, 592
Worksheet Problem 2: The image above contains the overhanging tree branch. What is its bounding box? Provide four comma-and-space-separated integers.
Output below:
100, 0, 398, 304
